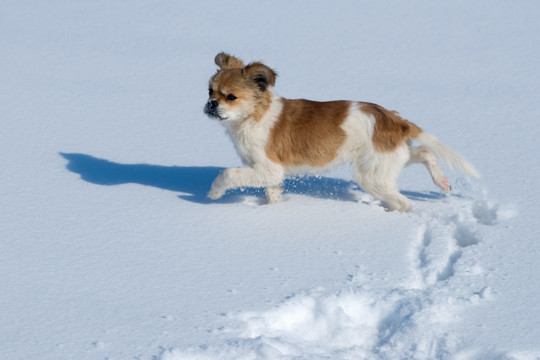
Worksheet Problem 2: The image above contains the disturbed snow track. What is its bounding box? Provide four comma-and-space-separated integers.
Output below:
161, 193, 508, 360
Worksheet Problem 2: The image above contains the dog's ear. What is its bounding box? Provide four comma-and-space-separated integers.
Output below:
214, 52, 245, 69
242, 62, 277, 91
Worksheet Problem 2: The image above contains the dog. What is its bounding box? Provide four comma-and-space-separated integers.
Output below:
204, 52, 480, 211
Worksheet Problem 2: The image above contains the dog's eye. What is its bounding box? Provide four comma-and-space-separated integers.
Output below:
208, 88, 214, 96
226, 94, 237, 101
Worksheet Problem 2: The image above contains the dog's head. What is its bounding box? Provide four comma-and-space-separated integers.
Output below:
204, 52, 277, 122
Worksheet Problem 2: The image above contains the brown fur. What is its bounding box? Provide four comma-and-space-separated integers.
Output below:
209, 53, 277, 123
249, 91, 273, 123
209, 68, 273, 123
214, 52, 245, 69
360, 103, 422, 152
242, 62, 277, 90
211, 52, 276, 94
265, 99, 349, 167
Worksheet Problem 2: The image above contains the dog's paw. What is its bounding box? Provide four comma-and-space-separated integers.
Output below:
208, 181, 227, 199
207, 188, 225, 200
433, 176, 451, 194
265, 185, 283, 204
441, 176, 451, 193
207, 171, 230, 200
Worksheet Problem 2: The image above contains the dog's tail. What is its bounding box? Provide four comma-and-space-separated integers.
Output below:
413, 131, 481, 178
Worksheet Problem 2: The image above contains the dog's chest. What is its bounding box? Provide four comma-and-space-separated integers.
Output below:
226, 118, 274, 164
225, 94, 282, 165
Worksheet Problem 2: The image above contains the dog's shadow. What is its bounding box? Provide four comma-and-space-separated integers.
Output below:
60, 153, 365, 203
60, 153, 444, 204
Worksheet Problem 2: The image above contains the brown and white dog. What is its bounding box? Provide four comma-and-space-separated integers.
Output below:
204, 52, 480, 211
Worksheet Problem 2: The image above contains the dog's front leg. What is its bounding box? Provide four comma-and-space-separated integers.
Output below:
208, 165, 284, 201
265, 185, 283, 203
207, 169, 231, 200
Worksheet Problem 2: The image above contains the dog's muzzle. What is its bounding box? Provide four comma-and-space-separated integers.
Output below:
204, 99, 220, 118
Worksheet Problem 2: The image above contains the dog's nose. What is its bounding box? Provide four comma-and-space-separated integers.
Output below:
208, 99, 218, 109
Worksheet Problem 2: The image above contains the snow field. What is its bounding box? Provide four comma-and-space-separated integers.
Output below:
161, 189, 516, 359
2, 1, 539, 359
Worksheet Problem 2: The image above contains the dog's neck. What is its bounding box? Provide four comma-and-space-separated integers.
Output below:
249, 89, 275, 123
223, 91, 283, 165
222, 90, 281, 129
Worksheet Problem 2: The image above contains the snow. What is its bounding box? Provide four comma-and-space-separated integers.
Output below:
1, 1, 539, 359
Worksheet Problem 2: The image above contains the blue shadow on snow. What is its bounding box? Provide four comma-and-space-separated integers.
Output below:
60, 153, 375, 204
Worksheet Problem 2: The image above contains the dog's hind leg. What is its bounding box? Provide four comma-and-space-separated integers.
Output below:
357, 175, 411, 212
353, 159, 411, 212
407, 145, 450, 193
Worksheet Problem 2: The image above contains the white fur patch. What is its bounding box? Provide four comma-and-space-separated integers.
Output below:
208, 93, 285, 199
223, 92, 283, 165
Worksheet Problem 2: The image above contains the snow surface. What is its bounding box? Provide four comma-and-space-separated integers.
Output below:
1, 1, 539, 359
